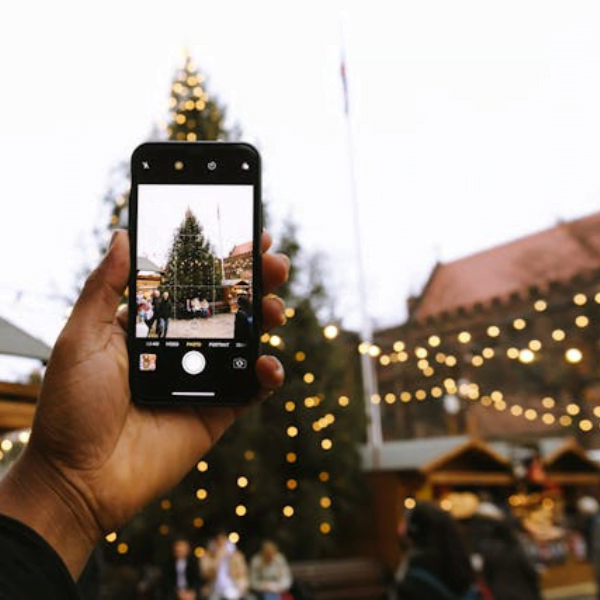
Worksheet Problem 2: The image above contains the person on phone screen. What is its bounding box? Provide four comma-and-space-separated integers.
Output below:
0, 230, 289, 599
156, 291, 173, 338
234, 295, 252, 340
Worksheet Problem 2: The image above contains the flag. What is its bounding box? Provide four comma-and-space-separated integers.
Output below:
340, 54, 349, 115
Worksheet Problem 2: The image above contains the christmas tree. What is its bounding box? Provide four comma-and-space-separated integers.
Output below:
106, 54, 234, 233
100, 55, 367, 568
162, 209, 221, 318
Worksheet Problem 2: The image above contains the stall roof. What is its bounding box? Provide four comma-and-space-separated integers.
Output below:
0, 316, 51, 361
222, 279, 250, 286
543, 437, 600, 473
361, 435, 510, 473
137, 256, 163, 273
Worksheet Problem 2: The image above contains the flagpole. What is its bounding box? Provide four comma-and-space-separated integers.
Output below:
340, 18, 383, 455
217, 204, 225, 281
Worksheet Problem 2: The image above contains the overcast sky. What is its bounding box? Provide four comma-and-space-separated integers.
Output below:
1, 0, 600, 378
138, 184, 253, 266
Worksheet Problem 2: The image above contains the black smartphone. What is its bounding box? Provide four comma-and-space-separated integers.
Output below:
128, 142, 262, 406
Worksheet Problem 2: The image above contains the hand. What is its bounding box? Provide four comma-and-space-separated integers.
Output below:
0, 230, 289, 577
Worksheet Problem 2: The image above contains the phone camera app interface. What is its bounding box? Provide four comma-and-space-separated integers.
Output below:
134, 183, 255, 400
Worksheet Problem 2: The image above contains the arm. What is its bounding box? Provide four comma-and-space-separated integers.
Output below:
0, 230, 289, 580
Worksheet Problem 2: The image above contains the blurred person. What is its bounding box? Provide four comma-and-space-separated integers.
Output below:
575, 496, 599, 561
162, 537, 202, 600
590, 500, 600, 600
463, 504, 541, 600
0, 230, 289, 599
395, 502, 481, 600
249, 540, 292, 600
201, 532, 249, 600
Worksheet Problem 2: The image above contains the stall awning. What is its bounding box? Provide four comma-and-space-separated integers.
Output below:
0, 316, 51, 361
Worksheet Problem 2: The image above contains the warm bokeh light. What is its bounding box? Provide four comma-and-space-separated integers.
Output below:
428, 335, 441, 347
518, 349, 535, 364
338, 395, 350, 407
320, 496, 332, 509
323, 324, 339, 340
513, 318, 527, 330
457, 331, 471, 343
565, 348, 583, 363
117, 543, 129, 555
542, 397, 555, 409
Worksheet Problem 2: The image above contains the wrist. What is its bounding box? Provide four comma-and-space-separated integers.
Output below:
0, 446, 101, 578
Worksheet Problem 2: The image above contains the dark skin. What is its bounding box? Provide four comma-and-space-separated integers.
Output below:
0, 230, 289, 577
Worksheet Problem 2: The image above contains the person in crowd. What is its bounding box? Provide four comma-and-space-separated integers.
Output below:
201, 532, 249, 600
234, 295, 252, 340
395, 502, 480, 600
249, 540, 292, 600
162, 537, 202, 600
590, 500, 600, 600
156, 291, 173, 338
0, 230, 289, 599
462, 503, 541, 600
145, 289, 161, 335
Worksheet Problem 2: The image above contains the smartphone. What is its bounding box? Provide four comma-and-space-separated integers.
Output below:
128, 142, 261, 406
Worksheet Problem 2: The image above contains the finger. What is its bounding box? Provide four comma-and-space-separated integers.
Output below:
262, 295, 286, 330
261, 231, 273, 253
255, 355, 284, 397
262, 253, 289, 295
69, 231, 129, 331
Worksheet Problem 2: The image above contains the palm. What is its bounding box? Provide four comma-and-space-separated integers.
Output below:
34, 315, 237, 532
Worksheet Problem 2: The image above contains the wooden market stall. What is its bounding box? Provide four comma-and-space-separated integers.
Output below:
0, 315, 50, 432
360, 435, 514, 569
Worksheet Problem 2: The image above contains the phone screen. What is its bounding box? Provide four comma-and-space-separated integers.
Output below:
128, 143, 261, 405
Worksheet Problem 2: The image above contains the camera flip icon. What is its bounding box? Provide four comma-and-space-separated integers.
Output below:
232, 357, 248, 370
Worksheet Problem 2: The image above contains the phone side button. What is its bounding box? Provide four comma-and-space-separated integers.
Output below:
182, 351, 206, 375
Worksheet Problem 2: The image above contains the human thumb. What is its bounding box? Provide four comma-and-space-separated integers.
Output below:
67, 230, 129, 336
